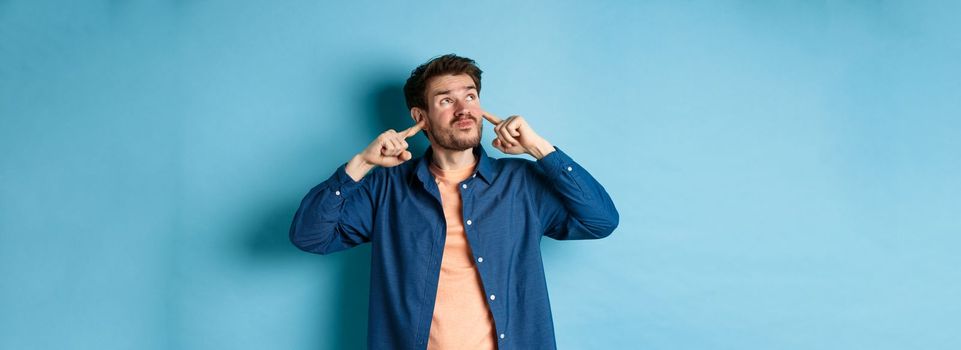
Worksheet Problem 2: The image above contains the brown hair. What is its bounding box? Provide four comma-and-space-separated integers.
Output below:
404, 54, 483, 112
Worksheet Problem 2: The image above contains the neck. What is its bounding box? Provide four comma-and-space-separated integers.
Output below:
430, 144, 477, 171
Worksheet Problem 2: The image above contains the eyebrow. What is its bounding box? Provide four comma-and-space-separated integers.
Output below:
432, 85, 477, 99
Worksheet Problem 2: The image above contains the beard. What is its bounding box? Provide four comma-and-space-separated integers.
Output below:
429, 117, 482, 151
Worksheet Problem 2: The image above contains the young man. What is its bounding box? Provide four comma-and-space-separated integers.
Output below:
290, 54, 619, 349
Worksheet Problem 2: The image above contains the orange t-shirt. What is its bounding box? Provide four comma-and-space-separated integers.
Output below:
427, 160, 497, 350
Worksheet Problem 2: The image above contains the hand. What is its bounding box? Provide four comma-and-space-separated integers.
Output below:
480, 109, 555, 159
346, 120, 425, 181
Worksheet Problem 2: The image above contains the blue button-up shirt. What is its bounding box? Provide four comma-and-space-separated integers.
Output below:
290, 145, 619, 349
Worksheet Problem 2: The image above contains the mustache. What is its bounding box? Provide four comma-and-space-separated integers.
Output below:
452, 115, 478, 125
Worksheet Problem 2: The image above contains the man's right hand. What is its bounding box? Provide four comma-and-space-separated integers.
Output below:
345, 120, 425, 182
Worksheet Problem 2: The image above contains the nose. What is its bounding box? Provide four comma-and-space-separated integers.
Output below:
453, 99, 471, 118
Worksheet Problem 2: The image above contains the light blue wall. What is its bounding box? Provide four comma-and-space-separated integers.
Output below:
2, 1, 959, 349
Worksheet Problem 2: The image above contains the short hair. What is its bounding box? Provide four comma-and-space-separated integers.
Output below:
404, 54, 483, 112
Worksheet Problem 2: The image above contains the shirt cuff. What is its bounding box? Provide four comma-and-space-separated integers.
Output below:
535, 146, 576, 177
328, 162, 367, 196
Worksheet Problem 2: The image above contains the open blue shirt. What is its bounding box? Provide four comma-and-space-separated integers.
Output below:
290, 145, 619, 349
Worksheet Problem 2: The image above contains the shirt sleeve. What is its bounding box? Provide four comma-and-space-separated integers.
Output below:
530, 146, 620, 240
289, 162, 376, 254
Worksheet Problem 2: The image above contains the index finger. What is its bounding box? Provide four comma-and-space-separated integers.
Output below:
401, 120, 426, 138
480, 109, 503, 125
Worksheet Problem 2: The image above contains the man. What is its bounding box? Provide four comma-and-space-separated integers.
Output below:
290, 54, 619, 349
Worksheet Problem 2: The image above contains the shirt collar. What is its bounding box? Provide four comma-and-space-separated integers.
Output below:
414, 144, 494, 186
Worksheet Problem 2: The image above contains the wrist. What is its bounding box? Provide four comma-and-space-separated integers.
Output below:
529, 139, 555, 160
345, 153, 375, 182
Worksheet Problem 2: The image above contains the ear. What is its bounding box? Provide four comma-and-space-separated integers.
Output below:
410, 107, 429, 131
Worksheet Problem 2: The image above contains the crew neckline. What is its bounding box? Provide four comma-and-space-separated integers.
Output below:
429, 159, 477, 183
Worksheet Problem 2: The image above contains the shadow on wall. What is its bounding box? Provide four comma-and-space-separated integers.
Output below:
243, 74, 423, 349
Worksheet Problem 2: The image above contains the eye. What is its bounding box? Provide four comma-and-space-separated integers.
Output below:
440, 98, 453, 105
466, 94, 476, 101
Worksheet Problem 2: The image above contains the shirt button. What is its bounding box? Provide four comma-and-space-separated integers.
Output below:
477, 257, 483, 263
490, 294, 496, 300
500, 333, 505, 339
567, 166, 573, 172
335, 190, 341, 196
462, 184, 467, 189
466, 219, 472, 226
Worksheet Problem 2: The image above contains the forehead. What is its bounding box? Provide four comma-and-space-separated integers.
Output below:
426, 74, 476, 95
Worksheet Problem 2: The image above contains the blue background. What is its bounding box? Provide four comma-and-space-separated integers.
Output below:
2, 1, 959, 349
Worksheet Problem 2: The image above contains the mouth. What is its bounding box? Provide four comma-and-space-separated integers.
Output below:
453, 118, 475, 129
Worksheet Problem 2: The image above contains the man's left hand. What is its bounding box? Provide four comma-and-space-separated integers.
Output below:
480, 109, 555, 160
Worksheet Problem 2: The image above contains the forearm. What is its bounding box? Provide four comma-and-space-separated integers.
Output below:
290, 184, 346, 254
290, 163, 373, 254
535, 147, 619, 239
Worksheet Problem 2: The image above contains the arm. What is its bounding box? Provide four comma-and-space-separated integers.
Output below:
289, 159, 376, 254
478, 109, 618, 240
530, 146, 619, 240
290, 121, 425, 254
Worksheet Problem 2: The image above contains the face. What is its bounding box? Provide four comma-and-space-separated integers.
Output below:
412, 74, 482, 151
